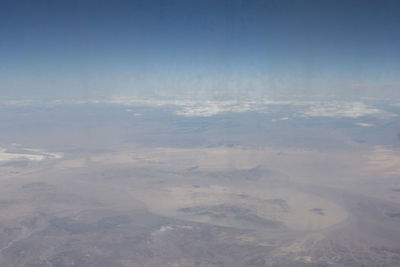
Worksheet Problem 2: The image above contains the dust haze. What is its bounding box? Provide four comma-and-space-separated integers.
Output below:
1, 99, 400, 266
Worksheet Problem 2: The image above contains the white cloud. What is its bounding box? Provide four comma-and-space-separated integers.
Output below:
1, 97, 394, 119
2, 100, 38, 107
355, 122, 374, 127
298, 101, 391, 119
174, 101, 262, 117
172, 100, 393, 118
0, 147, 62, 163
271, 117, 290, 122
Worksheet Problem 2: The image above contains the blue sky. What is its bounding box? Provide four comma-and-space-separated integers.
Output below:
1, 0, 400, 100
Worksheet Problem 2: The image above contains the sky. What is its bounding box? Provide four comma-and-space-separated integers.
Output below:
1, 0, 400, 100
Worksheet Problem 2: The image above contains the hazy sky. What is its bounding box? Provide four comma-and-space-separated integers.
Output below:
1, 0, 400, 100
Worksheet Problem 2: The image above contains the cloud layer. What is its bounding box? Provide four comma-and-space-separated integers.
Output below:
1, 97, 395, 120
